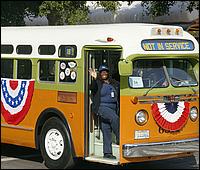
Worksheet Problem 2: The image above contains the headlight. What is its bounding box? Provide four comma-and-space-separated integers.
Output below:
135, 110, 148, 125
190, 107, 198, 122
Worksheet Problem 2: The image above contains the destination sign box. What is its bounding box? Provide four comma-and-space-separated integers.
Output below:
141, 39, 194, 51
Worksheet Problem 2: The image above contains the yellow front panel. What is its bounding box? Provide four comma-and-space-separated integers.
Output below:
119, 95, 199, 163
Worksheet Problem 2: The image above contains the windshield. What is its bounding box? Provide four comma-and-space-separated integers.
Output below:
165, 59, 198, 87
129, 59, 198, 89
129, 60, 168, 88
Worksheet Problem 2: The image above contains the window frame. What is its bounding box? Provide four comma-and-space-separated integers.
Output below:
129, 59, 169, 89
38, 45, 56, 55
16, 45, 32, 55
58, 45, 77, 58
59, 60, 77, 83
1, 58, 14, 78
17, 59, 32, 80
38, 60, 56, 83
1, 44, 14, 54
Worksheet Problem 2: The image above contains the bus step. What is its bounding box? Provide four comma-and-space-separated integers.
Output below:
85, 155, 120, 165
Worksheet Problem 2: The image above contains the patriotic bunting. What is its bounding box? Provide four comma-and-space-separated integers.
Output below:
152, 101, 189, 131
1, 78, 35, 125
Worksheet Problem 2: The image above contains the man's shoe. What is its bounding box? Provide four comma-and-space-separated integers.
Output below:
103, 153, 116, 159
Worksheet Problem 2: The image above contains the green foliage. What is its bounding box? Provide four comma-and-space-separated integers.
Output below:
186, 1, 199, 12
39, 1, 89, 25
141, 1, 176, 17
141, 1, 199, 17
1, 1, 42, 26
1, 1, 199, 26
38, 1, 121, 25
95, 1, 122, 13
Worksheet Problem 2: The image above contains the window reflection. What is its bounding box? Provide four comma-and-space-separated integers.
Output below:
129, 59, 198, 89
165, 59, 198, 87
131, 60, 168, 88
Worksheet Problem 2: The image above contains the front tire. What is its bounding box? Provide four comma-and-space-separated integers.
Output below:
40, 117, 74, 169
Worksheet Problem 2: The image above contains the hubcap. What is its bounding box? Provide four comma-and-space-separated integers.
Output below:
45, 128, 64, 160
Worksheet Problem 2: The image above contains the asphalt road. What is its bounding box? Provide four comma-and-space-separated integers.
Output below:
1, 143, 199, 169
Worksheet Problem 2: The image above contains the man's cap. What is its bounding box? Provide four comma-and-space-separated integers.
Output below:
99, 65, 109, 72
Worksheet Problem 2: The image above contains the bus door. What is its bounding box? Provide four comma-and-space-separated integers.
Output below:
84, 47, 121, 164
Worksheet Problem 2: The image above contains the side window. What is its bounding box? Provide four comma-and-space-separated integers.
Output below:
58, 45, 77, 58
59, 60, 77, 83
1, 45, 14, 54
17, 60, 32, 79
38, 45, 56, 55
16, 45, 32, 54
1, 59, 13, 78
39, 60, 55, 82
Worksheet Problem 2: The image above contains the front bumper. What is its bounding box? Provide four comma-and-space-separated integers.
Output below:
123, 138, 199, 158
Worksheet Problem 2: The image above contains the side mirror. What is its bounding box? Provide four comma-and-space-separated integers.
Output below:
118, 60, 132, 76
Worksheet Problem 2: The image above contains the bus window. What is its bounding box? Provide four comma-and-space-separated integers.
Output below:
164, 59, 198, 87
1, 44, 14, 54
58, 45, 77, 58
38, 45, 56, 55
17, 59, 32, 79
16, 45, 32, 55
88, 50, 121, 82
39, 60, 55, 82
59, 60, 77, 82
130, 60, 168, 88
1, 59, 13, 78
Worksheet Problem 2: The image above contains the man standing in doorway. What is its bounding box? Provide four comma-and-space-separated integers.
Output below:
89, 65, 120, 159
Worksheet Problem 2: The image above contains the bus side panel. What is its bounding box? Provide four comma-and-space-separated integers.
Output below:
119, 95, 199, 164
1, 89, 85, 157
1, 126, 35, 148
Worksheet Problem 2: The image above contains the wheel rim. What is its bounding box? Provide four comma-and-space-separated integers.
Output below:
45, 128, 64, 160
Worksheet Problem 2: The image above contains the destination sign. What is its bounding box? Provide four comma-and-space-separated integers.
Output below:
141, 39, 194, 51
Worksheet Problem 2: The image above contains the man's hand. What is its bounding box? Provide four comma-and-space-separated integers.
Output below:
89, 68, 97, 79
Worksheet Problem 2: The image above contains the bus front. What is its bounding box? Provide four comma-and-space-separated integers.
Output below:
119, 26, 199, 164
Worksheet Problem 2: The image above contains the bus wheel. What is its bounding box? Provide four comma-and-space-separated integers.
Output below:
40, 117, 74, 169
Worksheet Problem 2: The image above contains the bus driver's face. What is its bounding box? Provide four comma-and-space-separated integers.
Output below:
100, 70, 109, 80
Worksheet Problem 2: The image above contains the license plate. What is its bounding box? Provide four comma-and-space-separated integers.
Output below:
134, 130, 150, 139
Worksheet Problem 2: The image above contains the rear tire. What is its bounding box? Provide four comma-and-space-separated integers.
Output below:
40, 117, 74, 169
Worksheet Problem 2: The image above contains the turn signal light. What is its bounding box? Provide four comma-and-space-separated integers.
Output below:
131, 96, 138, 104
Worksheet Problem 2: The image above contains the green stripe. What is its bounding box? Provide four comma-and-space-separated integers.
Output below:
34, 58, 84, 92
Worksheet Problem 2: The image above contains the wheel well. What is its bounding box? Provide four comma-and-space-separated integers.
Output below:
35, 108, 75, 156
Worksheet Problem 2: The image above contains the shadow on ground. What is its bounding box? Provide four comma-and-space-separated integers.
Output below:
1, 144, 198, 169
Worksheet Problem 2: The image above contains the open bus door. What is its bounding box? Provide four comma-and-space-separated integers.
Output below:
84, 47, 122, 164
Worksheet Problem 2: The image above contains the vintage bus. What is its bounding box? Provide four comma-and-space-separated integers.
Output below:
1, 23, 199, 169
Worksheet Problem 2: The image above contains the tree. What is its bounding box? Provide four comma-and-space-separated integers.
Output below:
38, 1, 89, 25
38, 1, 122, 25
1, 1, 42, 26
1, 1, 199, 26
93, 1, 122, 13
140, 1, 199, 18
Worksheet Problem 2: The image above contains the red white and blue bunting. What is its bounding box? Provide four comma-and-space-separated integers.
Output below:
152, 101, 189, 131
1, 78, 35, 125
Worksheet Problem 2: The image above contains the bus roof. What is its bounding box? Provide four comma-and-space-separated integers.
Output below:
1, 23, 199, 59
